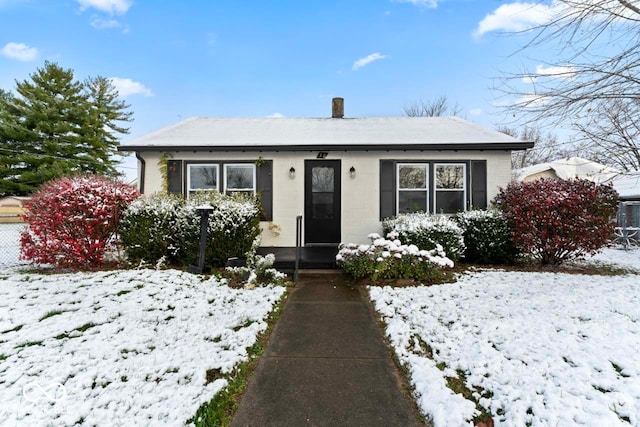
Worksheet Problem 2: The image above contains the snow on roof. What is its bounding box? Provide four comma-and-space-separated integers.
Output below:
120, 116, 528, 150
611, 173, 640, 199
516, 157, 640, 199
517, 157, 619, 182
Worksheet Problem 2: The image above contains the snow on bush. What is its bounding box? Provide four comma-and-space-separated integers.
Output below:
455, 209, 519, 264
119, 193, 187, 265
382, 213, 465, 262
494, 178, 618, 265
336, 233, 453, 282
119, 192, 261, 268
20, 175, 138, 268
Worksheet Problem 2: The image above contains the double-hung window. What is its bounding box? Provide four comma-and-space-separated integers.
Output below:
187, 164, 218, 197
434, 163, 466, 213
397, 163, 429, 214
224, 164, 256, 196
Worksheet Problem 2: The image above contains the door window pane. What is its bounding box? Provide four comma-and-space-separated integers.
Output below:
312, 167, 334, 192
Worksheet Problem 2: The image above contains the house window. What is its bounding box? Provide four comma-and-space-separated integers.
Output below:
187, 164, 219, 197
434, 163, 466, 213
397, 163, 429, 213
224, 164, 256, 196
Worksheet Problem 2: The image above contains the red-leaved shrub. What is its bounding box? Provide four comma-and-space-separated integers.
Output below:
20, 175, 139, 268
493, 178, 618, 265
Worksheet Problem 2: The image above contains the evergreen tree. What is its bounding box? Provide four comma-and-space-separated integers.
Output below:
0, 62, 132, 196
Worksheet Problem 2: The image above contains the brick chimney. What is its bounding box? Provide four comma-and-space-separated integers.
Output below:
332, 97, 344, 118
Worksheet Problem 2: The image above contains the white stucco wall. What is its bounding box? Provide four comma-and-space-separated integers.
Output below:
137, 150, 513, 246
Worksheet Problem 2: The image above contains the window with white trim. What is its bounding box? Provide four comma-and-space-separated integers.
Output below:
434, 163, 466, 213
187, 164, 219, 197
224, 164, 256, 196
397, 163, 428, 214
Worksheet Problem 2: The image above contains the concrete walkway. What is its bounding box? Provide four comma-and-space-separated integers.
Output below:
231, 272, 422, 427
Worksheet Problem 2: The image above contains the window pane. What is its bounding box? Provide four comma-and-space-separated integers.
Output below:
435, 165, 464, 189
398, 191, 427, 214
435, 191, 465, 214
189, 165, 217, 190
226, 165, 254, 190
312, 167, 334, 192
399, 165, 427, 189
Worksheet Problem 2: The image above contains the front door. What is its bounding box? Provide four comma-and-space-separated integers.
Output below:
305, 160, 341, 245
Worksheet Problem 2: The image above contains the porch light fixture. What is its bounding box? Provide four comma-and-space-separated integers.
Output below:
289, 167, 296, 179
349, 166, 356, 179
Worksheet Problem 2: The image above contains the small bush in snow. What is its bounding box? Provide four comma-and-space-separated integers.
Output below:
225, 253, 287, 288
494, 178, 618, 265
382, 213, 465, 262
20, 175, 138, 268
455, 209, 519, 264
120, 192, 262, 268
119, 193, 186, 265
336, 233, 453, 283
182, 192, 262, 267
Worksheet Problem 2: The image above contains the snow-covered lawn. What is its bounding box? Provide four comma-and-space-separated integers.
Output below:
369, 248, 640, 427
0, 268, 285, 426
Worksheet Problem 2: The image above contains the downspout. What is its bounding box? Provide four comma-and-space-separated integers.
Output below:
135, 151, 146, 194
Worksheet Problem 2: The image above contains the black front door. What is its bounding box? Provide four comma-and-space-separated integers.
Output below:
305, 160, 341, 245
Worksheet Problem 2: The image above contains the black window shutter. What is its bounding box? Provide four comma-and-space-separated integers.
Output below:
380, 160, 396, 220
167, 160, 183, 195
256, 160, 273, 221
470, 160, 487, 209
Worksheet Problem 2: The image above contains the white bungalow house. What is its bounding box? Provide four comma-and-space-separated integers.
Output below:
118, 99, 532, 252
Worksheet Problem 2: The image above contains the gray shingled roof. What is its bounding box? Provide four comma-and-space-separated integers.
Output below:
119, 116, 531, 151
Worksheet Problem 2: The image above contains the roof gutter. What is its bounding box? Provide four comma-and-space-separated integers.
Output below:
118, 141, 534, 153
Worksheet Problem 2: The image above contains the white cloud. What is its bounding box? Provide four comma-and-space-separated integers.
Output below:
474, 2, 553, 38
267, 113, 285, 118
394, 0, 439, 8
76, 0, 132, 14
517, 93, 550, 106
469, 108, 483, 116
0, 42, 38, 61
109, 77, 153, 97
535, 64, 575, 79
352, 53, 387, 71
522, 64, 576, 83
90, 17, 122, 29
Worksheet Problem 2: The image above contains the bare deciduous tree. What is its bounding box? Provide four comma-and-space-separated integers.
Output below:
498, 125, 576, 169
403, 95, 463, 117
574, 98, 640, 172
498, 0, 640, 171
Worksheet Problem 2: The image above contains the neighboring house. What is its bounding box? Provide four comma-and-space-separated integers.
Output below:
118, 99, 532, 248
0, 196, 30, 223
517, 157, 640, 230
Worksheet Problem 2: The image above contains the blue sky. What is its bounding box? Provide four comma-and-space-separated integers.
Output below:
0, 0, 555, 179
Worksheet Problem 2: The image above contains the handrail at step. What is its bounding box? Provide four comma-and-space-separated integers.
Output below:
294, 215, 302, 282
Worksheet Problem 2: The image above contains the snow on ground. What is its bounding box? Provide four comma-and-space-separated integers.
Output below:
582, 246, 640, 272
0, 268, 285, 426
369, 252, 640, 427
